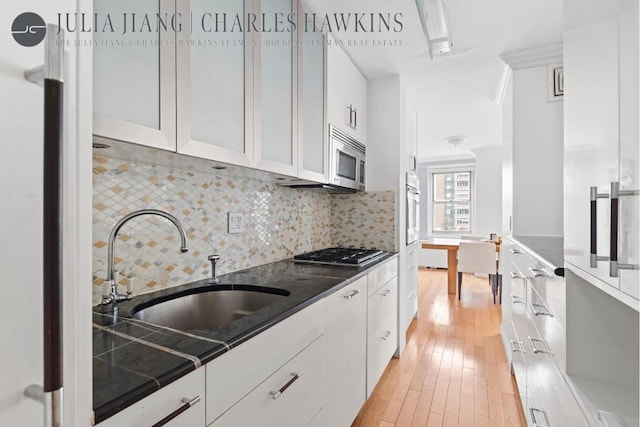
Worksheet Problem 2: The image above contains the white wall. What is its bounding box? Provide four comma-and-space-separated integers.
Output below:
511, 65, 564, 236
472, 146, 503, 237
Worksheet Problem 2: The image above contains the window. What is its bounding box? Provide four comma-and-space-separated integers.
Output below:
431, 170, 473, 233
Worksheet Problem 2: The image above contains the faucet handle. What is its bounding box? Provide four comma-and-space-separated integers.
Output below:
208, 255, 220, 283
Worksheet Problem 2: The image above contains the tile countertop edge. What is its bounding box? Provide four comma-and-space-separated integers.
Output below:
93, 252, 398, 424
509, 235, 565, 277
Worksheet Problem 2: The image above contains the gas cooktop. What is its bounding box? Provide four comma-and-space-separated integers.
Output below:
293, 247, 386, 267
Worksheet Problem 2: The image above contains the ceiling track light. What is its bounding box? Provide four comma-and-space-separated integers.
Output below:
415, 0, 454, 59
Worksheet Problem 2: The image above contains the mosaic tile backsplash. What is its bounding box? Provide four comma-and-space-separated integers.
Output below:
93, 155, 397, 305
331, 192, 396, 253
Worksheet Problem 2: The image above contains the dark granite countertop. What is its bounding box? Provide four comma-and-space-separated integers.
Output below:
511, 235, 564, 276
92, 253, 397, 424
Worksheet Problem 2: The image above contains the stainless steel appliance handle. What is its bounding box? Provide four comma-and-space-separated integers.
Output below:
151, 396, 201, 427
609, 182, 640, 277
23, 24, 65, 427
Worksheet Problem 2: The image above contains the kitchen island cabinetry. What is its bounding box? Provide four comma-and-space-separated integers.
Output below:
93, 0, 176, 152
323, 277, 367, 427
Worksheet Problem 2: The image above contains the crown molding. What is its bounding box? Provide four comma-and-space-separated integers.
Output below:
491, 59, 512, 104
500, 42, 563, 70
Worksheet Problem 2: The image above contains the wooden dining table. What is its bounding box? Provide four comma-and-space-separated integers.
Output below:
421, 238, 501, 295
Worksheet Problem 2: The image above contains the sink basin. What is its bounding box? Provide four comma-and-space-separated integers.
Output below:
130, 284, 290, 331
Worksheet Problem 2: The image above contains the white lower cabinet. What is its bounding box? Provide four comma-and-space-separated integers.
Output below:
210, 337, 324, 427
205, 300, 324, 425
366, 276, 399, 397
97, 368, 205, 427
323, 276, 367, 427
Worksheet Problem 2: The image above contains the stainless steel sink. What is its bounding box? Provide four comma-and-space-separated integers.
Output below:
130, 285, 290, 331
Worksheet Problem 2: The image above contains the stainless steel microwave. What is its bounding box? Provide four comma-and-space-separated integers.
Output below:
329, 124, 366, 191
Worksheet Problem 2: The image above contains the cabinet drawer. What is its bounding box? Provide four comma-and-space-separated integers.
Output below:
367, 277, 398, 397
525, 338, 587, 427
97, 368, 205, 427
206, 300, 324, 424
368, 257, 398, 297
526, 283, 567, 371
210, 337, 324, 427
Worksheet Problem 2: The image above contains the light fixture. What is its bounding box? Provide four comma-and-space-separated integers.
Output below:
415, 0, 453, 59
446, 136, 465, 147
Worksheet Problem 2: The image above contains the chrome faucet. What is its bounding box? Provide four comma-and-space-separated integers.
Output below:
102, 209, 189, 308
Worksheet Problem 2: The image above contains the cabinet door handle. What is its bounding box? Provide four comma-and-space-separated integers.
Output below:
529, 407, 550, 427
151, 396, 201, 427
510, 340, 525, 353
511, 295, 525, 304
345, 105, 353, 127
353, 108, 357, 130
609, 182, 640, 277
380, 331, 392, 340
270, 372, 302, 400
529, 302, 553, 317
590, 186, 610, 268
381, 289, 392, 297
343, 290, 360, 300
528, 337, 553, 355
510, 272, 524, 280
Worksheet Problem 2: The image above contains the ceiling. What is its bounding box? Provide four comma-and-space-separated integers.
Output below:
304, 0, 564, 158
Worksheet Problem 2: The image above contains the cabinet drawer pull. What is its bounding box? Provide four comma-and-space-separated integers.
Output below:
528, 268, 548, 278
529, 302, 553, 317
380, 331, 392, 341
270, 372, 302, 400
510, 272, 524, 280
529, 407, 549, 427
381, 289, 392, 297
511, 248, 523, 255
151, 396, 201, 427
409, 294, 416, 300
343, 290, 360, 300
528, 337, 553, 355
510, 340, 525, 353
511, 295, 525, 304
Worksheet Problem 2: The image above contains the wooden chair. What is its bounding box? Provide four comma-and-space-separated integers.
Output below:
457, 241, 501, 303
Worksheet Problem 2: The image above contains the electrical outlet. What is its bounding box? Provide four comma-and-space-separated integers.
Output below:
228, 212, 242, 234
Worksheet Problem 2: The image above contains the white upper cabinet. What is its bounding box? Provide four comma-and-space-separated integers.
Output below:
253, 0, 298, 175
297, 9, 327, 182
326, 34, 367, 143
176, 0, 252, 167
564, 0, 639, 303
93, 0, 176, 151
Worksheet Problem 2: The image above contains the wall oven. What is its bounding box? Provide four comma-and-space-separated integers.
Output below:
329, 124, 366, 191
407, 171, 420, 244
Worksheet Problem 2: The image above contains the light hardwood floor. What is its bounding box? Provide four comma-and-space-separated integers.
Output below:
352, 269, 527, 427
